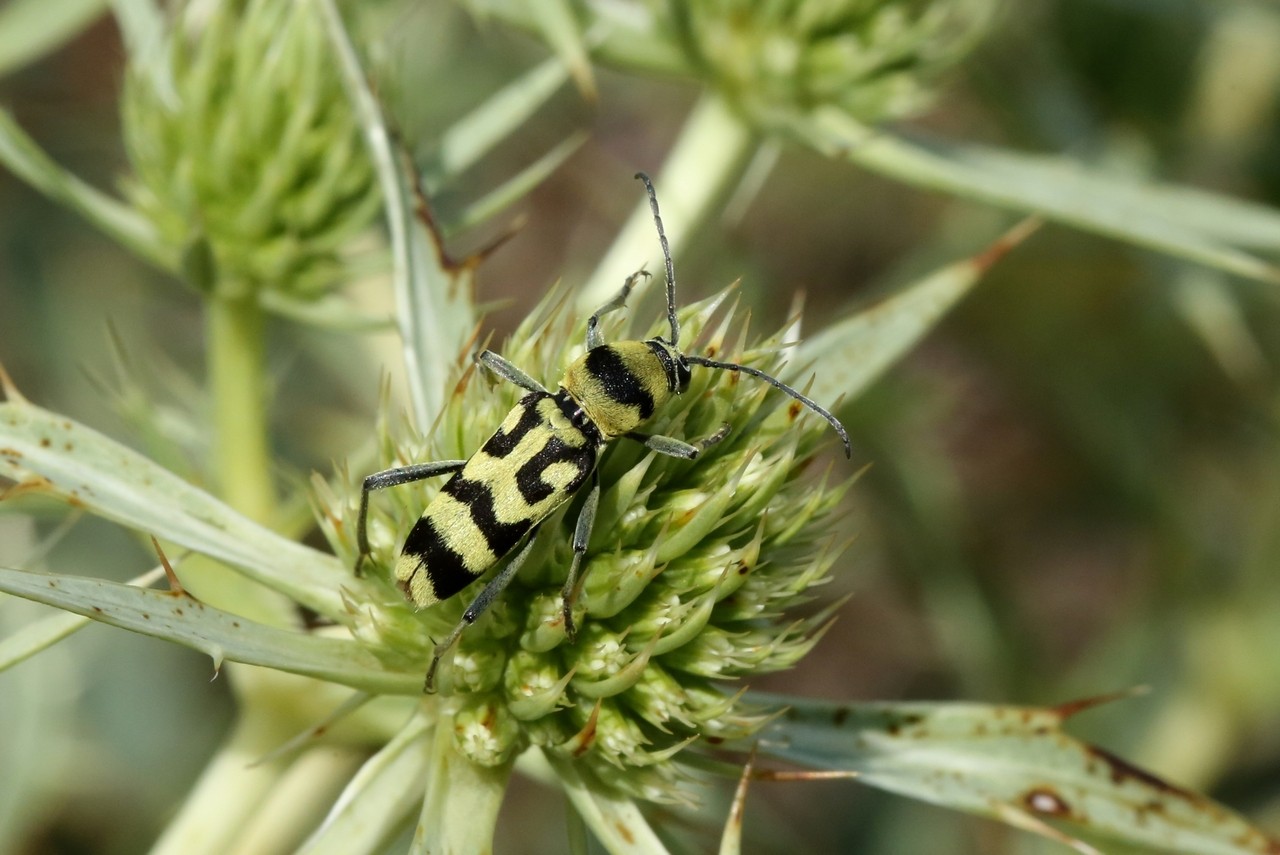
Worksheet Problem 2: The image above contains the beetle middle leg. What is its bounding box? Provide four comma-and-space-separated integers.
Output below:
625, 423, 731, 460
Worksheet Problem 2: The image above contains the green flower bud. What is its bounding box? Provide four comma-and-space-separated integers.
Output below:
450, 638, 508, 695
453, 693, 523, 767
120, 0, 378, 299
673, 0, 1000, 126
504, 649, 573, 720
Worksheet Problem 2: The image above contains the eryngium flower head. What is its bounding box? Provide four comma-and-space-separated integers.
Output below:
120, 0, 378, 299
673, 0, 998, 125
327, 286, 850, 802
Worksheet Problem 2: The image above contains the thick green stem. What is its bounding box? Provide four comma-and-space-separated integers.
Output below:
174, 293, 292, 625
208, 294, 275, 523
148, 669, 372, 855
150, 698, 297, 855
415, 710, 513, 855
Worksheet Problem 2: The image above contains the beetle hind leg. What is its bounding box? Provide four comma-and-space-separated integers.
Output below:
560, 471, 601, 641
355, 460, 466, 576
424, 530, 540, 693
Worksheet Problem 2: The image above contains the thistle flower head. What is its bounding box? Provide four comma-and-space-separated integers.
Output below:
660, 0, 998, 126
327, 285, 850, 801
576, 0, 993, 128
120, 0, 379, 298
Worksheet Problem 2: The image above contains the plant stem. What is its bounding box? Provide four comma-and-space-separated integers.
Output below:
208, 293, 275, 523
416, 711, 513, 855
149, 700, 298, 855
161, 292, 295, 626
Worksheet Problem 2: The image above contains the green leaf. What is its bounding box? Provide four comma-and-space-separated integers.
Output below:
526, 0, 595, 100
259, 290, 394, 332
461, 0, 689, 79
0, 565, 164, 672
297, 713, 433, 855
448, 131, 587, 235
108, 0, 166, 66
0, 0, 105, 77
0, 598, 78, 849
0, 109, 176, 270
0, 567, 420, 695
796, 218, 1040, 406
319, 0, 475, 430
429, 55, 570, 182
795, 109, 1280, 285
750, 693, 1280, 855
0, 396, 374, 619
545, 751, 670, 854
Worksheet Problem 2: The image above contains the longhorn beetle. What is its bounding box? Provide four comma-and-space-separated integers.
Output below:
356, 173, 851, 691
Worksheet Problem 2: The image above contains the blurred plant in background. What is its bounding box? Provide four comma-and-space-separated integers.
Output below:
2, 0, 1280, 853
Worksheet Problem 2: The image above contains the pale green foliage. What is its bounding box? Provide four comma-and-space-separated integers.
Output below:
1, 0, 1279, 853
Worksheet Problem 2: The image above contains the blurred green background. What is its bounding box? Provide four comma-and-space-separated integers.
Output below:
2, 0, 1279, 852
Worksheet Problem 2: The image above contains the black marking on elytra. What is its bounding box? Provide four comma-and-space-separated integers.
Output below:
483, 392, 547, 459
444, 477, 535, 558
400, 516, 476, 601
514, 437, 596, 506
586, 346, 654, 420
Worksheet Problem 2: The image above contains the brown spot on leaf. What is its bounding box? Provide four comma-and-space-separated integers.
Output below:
1023, 787, 1073, 818
615, 822, 635, 845
884, 712, 924, 736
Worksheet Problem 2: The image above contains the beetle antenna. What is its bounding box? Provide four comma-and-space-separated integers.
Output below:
635, 172, 679, 347
684, 355, 852, 458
